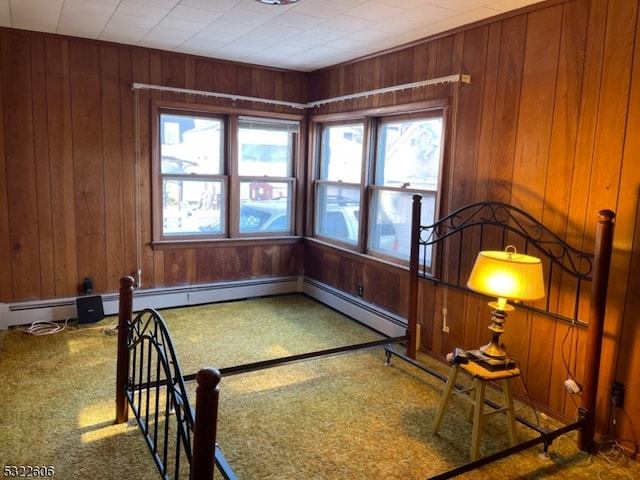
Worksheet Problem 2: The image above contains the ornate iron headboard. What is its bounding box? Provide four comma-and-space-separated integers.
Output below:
416, 200, 594, 326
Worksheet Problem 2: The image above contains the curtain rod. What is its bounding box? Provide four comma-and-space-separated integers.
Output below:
307, 74, 471, 107
132, 73, 470, 110
131, 82, 307, 109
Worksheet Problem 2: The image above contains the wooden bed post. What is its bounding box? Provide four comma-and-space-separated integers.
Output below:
115, 275, 135, 424
191, 367, 222, 480
407, 194, 422, 359
579, 209, 615, 451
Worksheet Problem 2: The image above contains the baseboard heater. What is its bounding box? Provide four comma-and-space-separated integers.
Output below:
302, 278, 407, 338
0, 276, 407, 338
0, 276, 302, 330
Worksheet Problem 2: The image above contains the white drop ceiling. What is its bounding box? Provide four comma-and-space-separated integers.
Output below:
0, 0, 543, 72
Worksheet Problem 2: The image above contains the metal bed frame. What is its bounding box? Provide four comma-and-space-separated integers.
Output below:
114, 197, 614, 479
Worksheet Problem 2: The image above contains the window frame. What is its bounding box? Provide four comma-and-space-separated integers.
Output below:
309, 100, 449, 266
151, 101, 304, 246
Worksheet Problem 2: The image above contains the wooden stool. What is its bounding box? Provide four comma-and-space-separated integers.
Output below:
431, 361, 520, 461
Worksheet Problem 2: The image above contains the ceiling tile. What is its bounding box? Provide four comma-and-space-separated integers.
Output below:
5, 0, 545, 71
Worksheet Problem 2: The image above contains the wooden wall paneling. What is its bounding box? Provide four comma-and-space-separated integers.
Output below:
30, 36, 56, 299
364, 265, 398, 314
449, 26, 489, 209
160, 52, 187, 103
335, 254, 355, 295
546, 0, 591, 417
568, 0, 607, 251
474, 22, 503, 204
273, 71, 285, 114
613, 0, 640, 446
213, 61, 235, 94
262, 245, 279, 276
378, 52, 397, 107
214, 62, 239, 107
511, 5, 562, 217
118, 47, 138, 280
100, 44, 127, 292
0, 31, 12, 300
195, 248, 215, 284
303, 243, 321, 279
434, 36, 455, 101
283, 69, 307, 105
221, 245, 245, 279
184, 56, 196, 92
342, 62, 358, 112
510, 5, 563, 407
69, 40, 108, 294
147, 51, 165, 288
393, 49, 415, 105
236, 65, 253, 99
453, 27, 491, 352
281, 244, 303, 276
588, 0, 637, 437
544, 0, 589, 236
44, 38, 78, 298
441, 287, 474, 357
194, 59, 214, 94
417, 41, 439, 102
130, 48, 156, 289
3, 31, 42, 300
487, 15, 527, 204
367, 56, 383, 110
255, 68, 275, 110
450, 27, 489, 348
416, 279, 436, 351
164, 249, 188, 286
410, 42, 429, 104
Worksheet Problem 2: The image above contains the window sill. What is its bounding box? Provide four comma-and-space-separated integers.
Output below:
151, 236, 303, 250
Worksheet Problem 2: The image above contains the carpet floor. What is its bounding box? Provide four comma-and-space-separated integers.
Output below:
0, 293, 637, 479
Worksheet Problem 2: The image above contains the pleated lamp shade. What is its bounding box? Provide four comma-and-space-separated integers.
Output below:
467, 246, 545, 303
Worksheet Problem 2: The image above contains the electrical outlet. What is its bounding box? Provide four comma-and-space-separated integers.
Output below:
357, 283, 364, 297
564, 379, 581, 394
441, 307, 449, 333
611, 381, 625, 408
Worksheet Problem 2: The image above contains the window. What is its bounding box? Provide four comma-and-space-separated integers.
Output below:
154, 108, 300, 241
313, 107, 445, 264
159, 113, 225, 237
315, 123, 363, 247
370, 114, 442, 260
237, 117, 297, 236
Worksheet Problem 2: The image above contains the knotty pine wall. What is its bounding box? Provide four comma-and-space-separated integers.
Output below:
306, 0, 640, 449
1, 0, 639, 451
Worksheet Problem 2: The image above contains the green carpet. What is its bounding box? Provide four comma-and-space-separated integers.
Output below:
0, 294, 637, 479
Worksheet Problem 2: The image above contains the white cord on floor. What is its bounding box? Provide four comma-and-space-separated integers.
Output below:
17, 318, 71, 336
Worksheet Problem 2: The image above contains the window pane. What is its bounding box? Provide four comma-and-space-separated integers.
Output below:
320, 124, 363, 183
241, 180, 291, 202
160, 114, 223, 174
163, 179, 224, 236
239, 197, 292, 234
369, 189, 436, 262
315, 184, 360, 245
376, 118, 442, 189
238, 118, 297, 177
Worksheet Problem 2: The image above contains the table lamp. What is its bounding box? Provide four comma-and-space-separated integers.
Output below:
466, 245, 545, 370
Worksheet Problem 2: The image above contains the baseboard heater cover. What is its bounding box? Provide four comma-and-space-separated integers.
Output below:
0, 276, 301, 330
1, 276, 404, 337
302, 278, 407, 338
